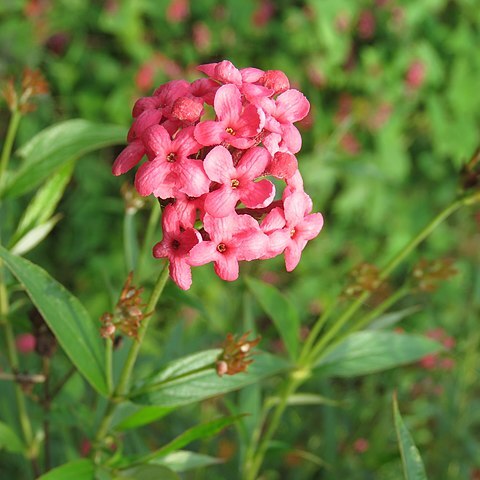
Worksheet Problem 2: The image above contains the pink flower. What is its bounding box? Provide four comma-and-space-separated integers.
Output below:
153, 205, 200, 290
197, 60, 243, 85
194, 84, 263, 149
282, 191, 324, 271
135, 125, 210, 198
15, 333, 36, 354
188, 213, 268, 281
203, 145, 275, 217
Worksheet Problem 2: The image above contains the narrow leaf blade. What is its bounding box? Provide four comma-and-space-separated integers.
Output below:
131, 349, 290, 407
3, 119, 126, 198
393, 395, 428, 480
245, 277, 300, 360
0, 421, 25, 453
37, 459, 95, 480
153, 450, 222, 472
315, 331, 442, 377
0, 246, 107, 395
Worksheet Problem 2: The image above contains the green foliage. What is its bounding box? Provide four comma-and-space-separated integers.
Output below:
393, 395, 428, 480
245, 277, 300, 360
37, 459, 95, 480
0, 246, 108, 395
131, 349, 291, 407
315, 331, 442, 377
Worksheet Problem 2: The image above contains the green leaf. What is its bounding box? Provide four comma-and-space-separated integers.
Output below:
314, 331, 442, 377
3, 119, 126, 198
115, 465, 179, 480
271, 393, 340, 407
0, 246, 108, 395
113, 405, 174, 431
128, 416, 241, 465
368, 306, 421, 330
393, 395, 428, 480
38, 459, 95, 480
130, 349, 290, 407
153, 450, 222, 472
9, 161, 74, 247
10, 214, 63, 255
0, 421, 25, 453
245, 277, 300, 360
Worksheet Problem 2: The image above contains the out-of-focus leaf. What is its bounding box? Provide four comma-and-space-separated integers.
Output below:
0, 246, 107, 396
10, 214, 62, 255
271, 393, 340, 407
9, 161, 74, 246
115, 465, 179, 480
130, 349, 290, 407
37, 459, 95, 479
127, 416, 241, 465
393, 395, 428, 480
113, 404, 174, 431
245, 277, 300, 360
2, 119, 126, 198
153, 450, 222, 472
314, 331, 442, 377
0, 421, 24, 453
368, 306, 421, 330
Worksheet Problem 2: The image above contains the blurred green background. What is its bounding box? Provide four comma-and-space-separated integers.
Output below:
1, 0, 480, 478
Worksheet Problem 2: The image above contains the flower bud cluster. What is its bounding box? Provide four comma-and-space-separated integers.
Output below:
113, 60, 323, 289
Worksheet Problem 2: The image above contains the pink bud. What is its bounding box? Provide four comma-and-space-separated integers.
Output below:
358, 10, 376, 40
15, 334, 36, 354
269, 152, 298, 179
172, 96, 203, 123
262, 70, 290, 94
406, 60, 426, 89
353, 438, 369, 453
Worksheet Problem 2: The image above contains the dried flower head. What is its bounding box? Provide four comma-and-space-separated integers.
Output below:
412, 258, 457, 292
343, 262, 383, 297
100, 272, 149, 340
1, 68, 49, 113
216, 332, 261, 376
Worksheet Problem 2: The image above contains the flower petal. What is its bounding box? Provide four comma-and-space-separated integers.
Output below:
297, 213, 324, 241
275, 89, 310, 123
134, 159, 171, 196
177, 159, 211, 197
214, 84, 242, 125
112, 141, 145, 175
241, 179, 275, 209
236, 147, 271, 179
203, 145, 236, 183
194, 120, 226, 146
173, 126, 201, 156
188, 241, 219, 266
284, 240, 302, 272
214, 253, 239, 281
205, 186, 239, 218
170, 259, 193, 290
142, 124, 171, 159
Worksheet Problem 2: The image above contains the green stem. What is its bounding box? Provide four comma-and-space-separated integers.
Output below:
307, 197, 466, 364
105, 337, 113, 395
0, 109, 21, 194
298, 300, 337, 366
0, 260, 37, 473
243, 193, 478, 479
94, 262, 170, 446
137, 201, 161, 279
123, 210, 138, 273
244, 374, 302, 480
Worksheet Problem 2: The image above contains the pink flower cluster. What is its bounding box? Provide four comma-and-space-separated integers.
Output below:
113, 60, 323, 289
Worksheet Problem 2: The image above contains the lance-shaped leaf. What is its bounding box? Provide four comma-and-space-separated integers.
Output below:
37, 459, 95, 480
0, 246, 108, 395
9, 161, 74, 247
2, 119, 126, 198
314, 331, 442, 377
245, 277, 300, 360
153, 450, 223, 472
116, 465, 180, 480
393, 395, 428, 480
123, 415, 241, 466
130, 349, 290, 407
0, 421, 25, 454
